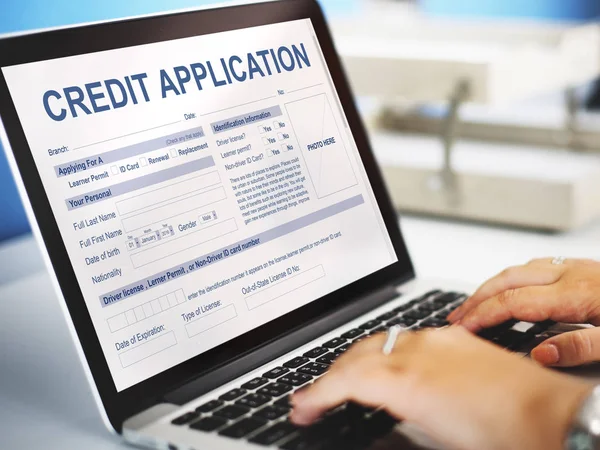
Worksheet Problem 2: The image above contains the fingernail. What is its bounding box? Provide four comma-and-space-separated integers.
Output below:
532, 344, 559, 366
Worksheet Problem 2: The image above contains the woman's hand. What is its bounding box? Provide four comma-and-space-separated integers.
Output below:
448, 258, 600, 367
290, 327, 591, 450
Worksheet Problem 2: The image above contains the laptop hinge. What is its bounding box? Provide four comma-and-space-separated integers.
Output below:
163, 282, 402, 406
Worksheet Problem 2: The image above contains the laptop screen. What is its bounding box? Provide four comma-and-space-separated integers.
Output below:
2, 18, 397, 391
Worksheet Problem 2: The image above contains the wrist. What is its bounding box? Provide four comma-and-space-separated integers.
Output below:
525, 375, 593, 450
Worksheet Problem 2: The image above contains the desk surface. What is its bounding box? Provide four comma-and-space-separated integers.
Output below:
2, 215, 600, 448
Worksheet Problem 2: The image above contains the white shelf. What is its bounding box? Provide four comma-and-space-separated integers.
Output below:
372, 132, 600, 230
331, 5, 600, 104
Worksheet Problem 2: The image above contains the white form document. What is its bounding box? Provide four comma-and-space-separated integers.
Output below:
2, 19, 397, 391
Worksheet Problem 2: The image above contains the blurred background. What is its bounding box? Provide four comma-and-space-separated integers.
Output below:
3, 0, 600, 243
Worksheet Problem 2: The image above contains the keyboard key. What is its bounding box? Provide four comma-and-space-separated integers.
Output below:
284, 357, 310, 369
236, 393, 272, 408
213, 404, 250, 420
394, 299, 420, 312
250, 421, 298, 446
171, 411, 199, 425
478, 321, 517, 341
337, 345, 351, 353
219, 388, 247, 401
322, 337, 346, 349
263, 366, 290, 379
495, 330, 530, 350
275, 395, 292, 408
190, 415, 228, 431
376, 311, 397, 321
430, 299, 449, 310
511, 321, 536, 333
340, 328, 363, 339
416, 303, 438, 313
285, 431, 331, 449
254, 405, 290, 421
196, 399, 224, 413
298, 362, 329, 376
317, 352, 340, 365
434, 311, 450, 320
281, 435, 325, 450
436, 292, 464, 305
359, 320, 381, 330
421, 318, 449, 328
257, 382, 293, 397
279, 372, 313, 387
303, 347, 328, 358
218, 417, 268, 439
404, 309, 430, 320
527, 320, 554, 336
387, 317, 415, 327
241, 377, 269, 390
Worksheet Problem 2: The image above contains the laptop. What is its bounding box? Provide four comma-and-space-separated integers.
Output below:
0, 1, 559, 448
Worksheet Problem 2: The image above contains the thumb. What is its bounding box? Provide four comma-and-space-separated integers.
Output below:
531, 327, 600, 367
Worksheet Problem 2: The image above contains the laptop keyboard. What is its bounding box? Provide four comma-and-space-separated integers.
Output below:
170, 289, 553, 449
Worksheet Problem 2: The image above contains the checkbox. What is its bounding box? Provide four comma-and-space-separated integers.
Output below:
262, 137, 271, 146
111, 165, 119, 175
278, 133, 286, 141
125, 310, 137, 325
134, 306, 145, 321
159, 296, 170, 310
140, 157, 148, 167
282, 144, 290, 153
170, 148, 178, 158
258, 125, 266, 134
167, 293, 178, 308
143, 303, 154, 318
273, 121, 281, 129
151, 299, 162, 314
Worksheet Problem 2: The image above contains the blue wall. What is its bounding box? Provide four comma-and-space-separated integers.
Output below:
0, 0, 352, 242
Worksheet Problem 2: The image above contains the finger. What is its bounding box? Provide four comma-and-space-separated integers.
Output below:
531, 328, 600, 367
527, 258, 556, 266
458, 286, 558, 333
290, 333, 408, 425
290, 352, 395, 425
528, 258, 585, 266
449, 264, 564, 323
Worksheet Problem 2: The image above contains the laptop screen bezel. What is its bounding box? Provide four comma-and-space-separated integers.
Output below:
0, 0, 414, 431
